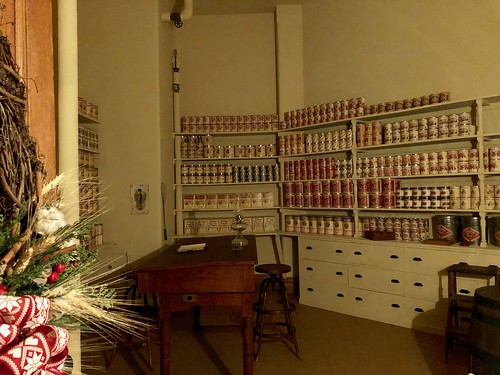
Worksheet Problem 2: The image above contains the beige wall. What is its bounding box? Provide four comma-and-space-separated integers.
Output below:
174, 13, 277, 115
302, 0, 500, 106
78, 0, 175, 262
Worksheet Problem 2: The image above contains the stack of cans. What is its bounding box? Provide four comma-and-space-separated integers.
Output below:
180, 114, 279, 133
284, 215, 354, 237
484, 147, 500, 172
283, 97, 366, 129
360, 217, 429, 242
283, 179, 354, 209
283, 157, 353, 181
484, 185, 500, 210
279, 128, 353, 155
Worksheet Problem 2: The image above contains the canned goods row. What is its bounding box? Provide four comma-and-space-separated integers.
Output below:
356, 178, 400, 194
180, 164, 279, 184
484, 147, 500, 172
79, 150, 96, 168
357, 112, 472, 148
484, 186, 500, 210
399, 185, 479, 198
180, 114, 279, 133
364, 92, 450, 115
356, 148, 479, 178
283, 158, 353, 181
284, 215, 354, 237
394, 195, 480, 210
78, 97, 99, 120
283, 192, 354, 209
183, 192, 274, 210
360, 217, 430, 242
78, 126, 99, 152
184, 216, 276, 235
79, 166, 99, 183
278, 129, 353, 155
283, 97, 366, 129
284, 179, 354, 195
183, 143, 278, 159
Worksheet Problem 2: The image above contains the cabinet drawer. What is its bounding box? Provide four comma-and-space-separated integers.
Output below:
350, 289, 407, 326
349, 265, 405, 295
407, 297, 448, 334
405, 248, 473, 275
299, 238, 349, 263
300, 259, 348, 284
299, 281, 350, 314
405, 273, 443, 301
349, 243, 404, 270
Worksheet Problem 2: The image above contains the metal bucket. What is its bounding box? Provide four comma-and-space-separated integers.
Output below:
462, 216, 481, 246
431, 215, 461, 242
487, 216, 500, 247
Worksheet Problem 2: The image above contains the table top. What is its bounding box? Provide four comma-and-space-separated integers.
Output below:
131, 235, 257, 273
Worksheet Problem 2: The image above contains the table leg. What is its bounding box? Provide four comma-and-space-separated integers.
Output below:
242, 295, 254, 375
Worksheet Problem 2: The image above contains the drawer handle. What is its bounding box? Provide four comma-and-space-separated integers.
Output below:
354, 251, 362, 256
355, 274, 363, 278
390, 255, 399, 259
306, 246, 313, 250
307, 287, 314, 292
414, 282, 423, 287
336, 271, 343, 276
413, 257, 423, 262
337, 293, 345, 298
391, 304, 401, 308
459, 289, 471, 294
306, 267, 314, 271
391, 279, 400, 284
355, 297, 363, 301
335, 249, 343, 254
414, 308, 424, 313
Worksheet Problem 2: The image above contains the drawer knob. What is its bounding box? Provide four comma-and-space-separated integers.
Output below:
335, 249, 343, 253
414, 308, 424, 313
390, 255, 399, 259
355, 297, 363, 301
336, 271, 343, 276
307, 287, 314, 292
459, 289, 471, 294
306, 246, 313, 250
391, 304, 401, 309
306, 267, 313, 271
355, 274, 363, 278
413, 257, 423, 262
354, 251, 362, 256
337, 293, 345, 298
414, 282, 423, 287
391, 279, 400, 284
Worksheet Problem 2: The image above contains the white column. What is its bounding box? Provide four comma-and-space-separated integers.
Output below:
57, 0, 81, 372
57, 0, 79, 224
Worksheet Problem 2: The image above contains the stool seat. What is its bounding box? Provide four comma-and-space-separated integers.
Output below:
255, 263, 291, 275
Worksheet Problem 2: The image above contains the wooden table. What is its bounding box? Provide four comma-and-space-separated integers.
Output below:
133, 235, 257, 375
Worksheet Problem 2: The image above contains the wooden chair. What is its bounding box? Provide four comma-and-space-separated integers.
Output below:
104, 280, 159, 370
445, 263, 500, 364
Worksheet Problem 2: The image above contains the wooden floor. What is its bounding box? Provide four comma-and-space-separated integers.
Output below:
81, 300, 470, 375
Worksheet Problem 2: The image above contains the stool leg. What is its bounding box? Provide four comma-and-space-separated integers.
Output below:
278, 276, 301, 359
254, 277, 271, 361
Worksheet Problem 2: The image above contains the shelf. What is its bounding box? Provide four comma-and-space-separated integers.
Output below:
78, 147, 100, 154
357, 135, 477, 153
483, 132, 500, 140
176, 181, 279, 187
358, 208, 479, 213
357, 173, 478, 180
279, 149, 351, 160
177, 156, 277, 162
175, 130, 277, 136
78, 112, 100, 124
177, 207, 278, 213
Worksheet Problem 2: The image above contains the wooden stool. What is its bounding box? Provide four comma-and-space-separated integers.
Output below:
253, 263, 301, 360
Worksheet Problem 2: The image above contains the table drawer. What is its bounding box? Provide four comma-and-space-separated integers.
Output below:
300, 259, 348, 284
349, 265, 405, 295
299, 237, 349, 263
349, 243, 404, 270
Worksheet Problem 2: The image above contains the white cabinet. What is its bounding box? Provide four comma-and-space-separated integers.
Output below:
298, 236, 500, 334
